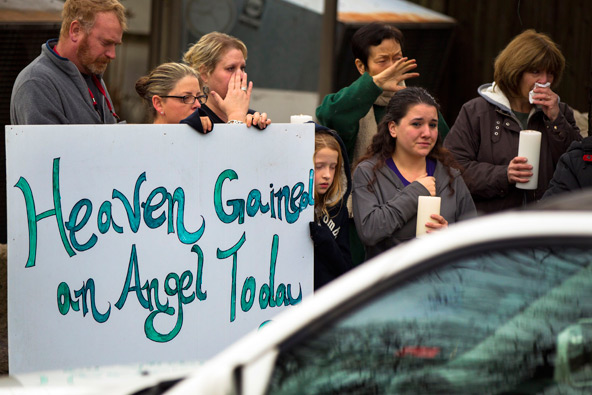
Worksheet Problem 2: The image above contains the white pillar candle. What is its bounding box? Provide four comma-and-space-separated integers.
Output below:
416, 196, 441, 236
290, 114, 313, 124
516, 130, 542, 190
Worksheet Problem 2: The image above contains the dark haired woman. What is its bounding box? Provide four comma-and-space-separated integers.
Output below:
316, 22, 449, 166
352, 87, 476, 259
444, 29, 581, 213
316, 23, 450, 265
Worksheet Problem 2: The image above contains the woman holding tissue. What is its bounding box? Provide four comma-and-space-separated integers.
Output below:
182, 32, 271, 131
352, 87, 475, 259
444, 29, 581, 214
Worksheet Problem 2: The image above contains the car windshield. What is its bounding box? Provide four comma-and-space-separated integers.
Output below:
267, 243, 592, 394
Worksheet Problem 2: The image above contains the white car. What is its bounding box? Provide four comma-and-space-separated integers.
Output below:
5, 193, 592, 394
164, 192, 592, 394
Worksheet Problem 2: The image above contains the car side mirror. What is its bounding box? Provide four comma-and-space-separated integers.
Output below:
555, 319, 592, 387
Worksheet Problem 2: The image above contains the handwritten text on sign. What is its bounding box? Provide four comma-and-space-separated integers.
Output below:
6, 124, 315, 373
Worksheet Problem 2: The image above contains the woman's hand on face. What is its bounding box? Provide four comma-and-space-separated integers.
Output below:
417, 175, 436, 196
372, 57, 419, 92
531, 85, 560, 121
211, 70, 251, 122
425, 214, 448, 233
507, 156, 533, 184
246, 112, 271, 129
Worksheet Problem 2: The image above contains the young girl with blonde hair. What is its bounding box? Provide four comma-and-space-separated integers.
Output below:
310, 126, 354, 290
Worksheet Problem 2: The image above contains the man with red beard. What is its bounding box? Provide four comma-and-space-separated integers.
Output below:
10, 0, 126, 124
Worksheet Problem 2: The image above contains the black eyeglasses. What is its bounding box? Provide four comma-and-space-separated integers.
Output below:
161, 94, 207, 105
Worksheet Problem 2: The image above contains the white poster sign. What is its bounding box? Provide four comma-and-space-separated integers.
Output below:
6, 123, 315, 374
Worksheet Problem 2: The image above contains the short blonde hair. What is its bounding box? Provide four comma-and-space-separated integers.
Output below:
183, 32, 247, 83
494, 29, 565, 99
135, 62, 199, 119
60, 0, 127, 38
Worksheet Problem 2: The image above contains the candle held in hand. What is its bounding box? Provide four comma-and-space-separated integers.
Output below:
516, 130, 542, 190
416, 196, 441, 236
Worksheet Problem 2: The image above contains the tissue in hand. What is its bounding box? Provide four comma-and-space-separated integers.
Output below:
529, 82, 550, 104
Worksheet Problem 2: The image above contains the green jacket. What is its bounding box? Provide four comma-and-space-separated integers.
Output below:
316, 72, 449, 161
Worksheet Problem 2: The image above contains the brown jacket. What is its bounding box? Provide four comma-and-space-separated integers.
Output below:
444, 83, 581, 214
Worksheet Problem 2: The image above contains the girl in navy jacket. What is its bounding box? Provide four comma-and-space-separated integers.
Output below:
311, 126, 354, 290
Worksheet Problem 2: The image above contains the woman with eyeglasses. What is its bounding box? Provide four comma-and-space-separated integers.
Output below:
182, 31, 271, 129
135, 62, 213, 130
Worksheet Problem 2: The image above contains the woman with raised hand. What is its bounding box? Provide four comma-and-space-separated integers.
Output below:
182, 31, 271, 130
